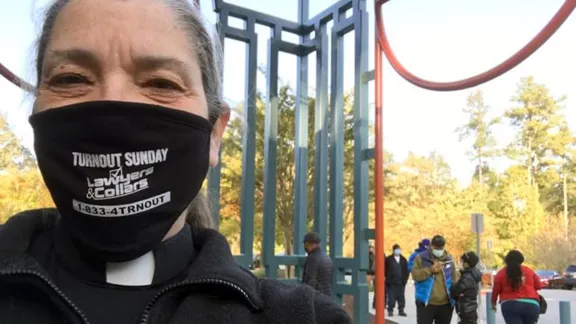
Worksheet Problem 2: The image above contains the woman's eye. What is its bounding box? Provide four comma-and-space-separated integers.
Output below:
49, 73, 90, 85
144, 79, 184, 91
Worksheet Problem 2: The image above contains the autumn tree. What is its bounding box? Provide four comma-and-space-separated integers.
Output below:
0, 113, 35, 170
382, 152, 474, 257
487, 165, 547, 261
531, 218, 576, 271
0, 114, 53, 223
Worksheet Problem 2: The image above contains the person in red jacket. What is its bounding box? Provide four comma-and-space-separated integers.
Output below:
491, 250, 542, 324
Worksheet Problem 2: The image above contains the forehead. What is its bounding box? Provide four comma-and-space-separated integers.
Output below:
47, 0, 195, 64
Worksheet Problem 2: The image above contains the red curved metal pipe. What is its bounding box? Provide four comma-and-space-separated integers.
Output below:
0, 62, 34, 93
375, 0, 576, 91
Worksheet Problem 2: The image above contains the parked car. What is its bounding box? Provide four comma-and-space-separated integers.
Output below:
563, 265, 576, 290
536, 270, 564, 289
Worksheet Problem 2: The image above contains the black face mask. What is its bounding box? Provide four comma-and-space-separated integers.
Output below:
30, 101, 212, 262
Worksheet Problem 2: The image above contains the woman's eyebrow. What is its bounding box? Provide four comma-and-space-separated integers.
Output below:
133, 55, 192, 79
42, 50, 192, 80
43, 49, 101, 75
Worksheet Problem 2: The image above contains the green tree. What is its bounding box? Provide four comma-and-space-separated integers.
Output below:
504, 76, 572, 189
457, 90, 500, 186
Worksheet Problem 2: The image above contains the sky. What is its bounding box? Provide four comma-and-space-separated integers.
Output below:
0, 0, 575, 186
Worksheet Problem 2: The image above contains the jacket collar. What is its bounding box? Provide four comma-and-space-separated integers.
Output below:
0, 209, 263, 310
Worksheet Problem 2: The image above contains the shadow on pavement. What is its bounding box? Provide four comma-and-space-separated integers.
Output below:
343, 295, 399, 324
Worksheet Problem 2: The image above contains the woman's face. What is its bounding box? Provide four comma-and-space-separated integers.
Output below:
35, 0, 228, 166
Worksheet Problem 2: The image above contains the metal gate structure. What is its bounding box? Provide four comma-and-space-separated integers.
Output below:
211, 1, 372, 323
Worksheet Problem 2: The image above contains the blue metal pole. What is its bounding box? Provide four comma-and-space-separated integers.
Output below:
560, 300, 571, 324
485, 292, 496, 324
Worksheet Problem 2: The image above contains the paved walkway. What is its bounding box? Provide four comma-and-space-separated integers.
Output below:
368, 286, 576, 324
368, 288, 493, 324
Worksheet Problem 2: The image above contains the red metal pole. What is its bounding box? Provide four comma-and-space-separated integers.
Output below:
0, 62, 33, 93
374, 10, 386, 324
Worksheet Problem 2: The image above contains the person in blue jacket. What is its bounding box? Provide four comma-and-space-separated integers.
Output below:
408, 238, 431, 272
411, 235, 460, 324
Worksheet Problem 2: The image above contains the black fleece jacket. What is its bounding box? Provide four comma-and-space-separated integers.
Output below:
384, 254, 409, 286
450, 267, 482, 315
302, 247, 333, 297
0, 209, 352, 324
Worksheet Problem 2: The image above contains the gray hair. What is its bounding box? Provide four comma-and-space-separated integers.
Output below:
186, 190, 215, 229
35, 0, 223, 228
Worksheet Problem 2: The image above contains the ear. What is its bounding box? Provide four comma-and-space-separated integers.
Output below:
209, 102, 231, 167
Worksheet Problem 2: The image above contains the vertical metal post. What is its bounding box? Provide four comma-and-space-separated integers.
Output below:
328, 10, 345, 302
313, 22, 329, 243
262, 30, 281, 278
563, 173, 569, 239
207, 6, 227, 230
293, 0, 310, 279
560, 300, 571, 324
485, 292, 496, 324
477, 232, 482, 308
353, 2, 370, 323
238, 19, 258, 266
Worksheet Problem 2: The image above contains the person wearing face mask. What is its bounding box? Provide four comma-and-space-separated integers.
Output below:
412, 235, 460, 324
450, 252, 481, 324
0, 1, 352, 323
302, 232, 333, 297
384, 244, 409, 317
408, 238, 431, 272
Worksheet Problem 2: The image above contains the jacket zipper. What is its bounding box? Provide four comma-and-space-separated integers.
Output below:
140, 278, 258, 324
0, 269, 90, 324
441, 267, 455, 305
425, 275, 435, 306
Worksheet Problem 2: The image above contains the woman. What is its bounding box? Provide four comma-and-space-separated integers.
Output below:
0, 0, 351, 323
491, 250, 542, 324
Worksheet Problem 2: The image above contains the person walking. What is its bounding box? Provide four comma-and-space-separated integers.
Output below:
450, 252, 482, 324
372, 248, 387, 309
368, 245, 376, 288
385, 244, 409, 317
302, 232, 334, 297
491, 250, 542, 324
412, 235, 459, 324
408, 238, 431, 272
